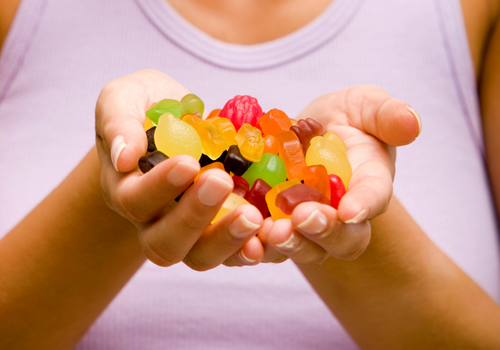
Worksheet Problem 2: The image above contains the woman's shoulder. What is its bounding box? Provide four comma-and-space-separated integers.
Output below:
0, 0, 22, 50
460, 0, 500, 76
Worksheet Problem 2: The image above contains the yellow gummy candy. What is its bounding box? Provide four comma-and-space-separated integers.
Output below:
323, 131, 347, 154
211, 193, 250, 224
154, 113, 202, 160
306, 136, 352, 188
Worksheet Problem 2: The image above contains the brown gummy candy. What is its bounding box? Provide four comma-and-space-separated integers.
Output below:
275, 184, 330, 215
138, 150, 169, 173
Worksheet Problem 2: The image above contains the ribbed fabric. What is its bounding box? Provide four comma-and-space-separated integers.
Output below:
0, 1, 498, 349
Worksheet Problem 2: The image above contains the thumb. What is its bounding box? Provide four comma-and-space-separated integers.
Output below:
297, 85, 422, 147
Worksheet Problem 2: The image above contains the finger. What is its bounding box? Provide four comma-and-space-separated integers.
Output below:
223, 236, 265, 267
291, 202, 371, 261
139, 169, 233, 267
95, 70, 189, 172
267, 219, 330, 266
297, 85, 422, 146
257, 217, 289, 263
110, 155, 200, 222
183, 204, 263, 271
337, 138, 396, 222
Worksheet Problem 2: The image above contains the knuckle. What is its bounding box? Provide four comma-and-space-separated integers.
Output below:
177, 214, 206, 233
142, 242, 180, 267
183, 253, 213, 272
120, 195, 151, 223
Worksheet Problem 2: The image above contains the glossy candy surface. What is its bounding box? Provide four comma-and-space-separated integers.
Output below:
290, 118, 323, 154
258, 109, 292, 136
323, 131, 347, 154
154, 113, 202, 160
274, 131, 307, 180
265, 179, 301, 220
234, 125, 265, 162
207, 117, 237, 146
138, 150, 169, 173
232, 176, 249, 198
146, 127, 157, 152
223, 145, 253, 176
244, 178, 272, 218
303, 164, 331, 200
306, 136, 352, 187
275, 184, 330, 215
219, 95, 263, 131
182, 114, 228, 160
242, 153, 286, 188
211, 193, 250, 224
328, 174, 346, 209
181, 93, 204, 117
263, 135, 279, 155
146, 99, 183, 124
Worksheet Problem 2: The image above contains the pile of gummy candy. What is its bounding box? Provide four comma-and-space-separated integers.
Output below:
139, 94, 351, 223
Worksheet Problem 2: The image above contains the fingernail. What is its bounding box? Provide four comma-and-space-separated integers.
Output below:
198, 175, 232, 206
110, 135, 126, 171
229, 214, 260, 239
296, 209, 327, 234
238, 249, 256, 264
406, 106, 422, 137
167, 162, 199, 186
275, 232, 301, 249
344, 209, 369, 224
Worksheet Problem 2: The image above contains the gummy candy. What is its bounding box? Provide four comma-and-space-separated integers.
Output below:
154, 113, 202, 160
265, 179, 301, 220
235, 124, 264, 162
206, 117, 237, 146
194, 162, 225, 182
144, 117, 155, 131
290, 118, 323, 154
181, 93, 204, 117
182, 114, 228, 160
146, 99, 183, 125
146, 127, 157, 152
323, 131, 347, 154
306, 136, 352, 187
241, 153, 287, 188
139, 150, 169, 173
211, 193, 250, 224
232, 176, 249, 198
274, 130, 307, 180
224, 145, 253, 176
263, 135, 279, 155
207, 108, 221, 119
244, 178, 272, 218
219, 95, 263, 131
258, 109, 292, 136
303, 165, 331, 200
328, 174, 346, 209
275, 184, 330, 215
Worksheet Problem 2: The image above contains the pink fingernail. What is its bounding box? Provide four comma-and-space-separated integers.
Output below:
275, 232, 301, 249
167, 162, 199, 186
198, 175, 232, 206
296, 209, 327, 234
344, 209, 369, 224
406, 106, 422, 137
110, 135, 126, 171
229, 214, 260, 239
238, 250, 256, 264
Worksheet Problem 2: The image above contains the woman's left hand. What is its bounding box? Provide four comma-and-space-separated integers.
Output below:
258, 85, 421, 265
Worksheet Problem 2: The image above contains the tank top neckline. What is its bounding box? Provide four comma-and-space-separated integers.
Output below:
135, 0, 365, 70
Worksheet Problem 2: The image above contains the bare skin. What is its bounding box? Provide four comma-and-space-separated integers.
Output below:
0, 1, 499, 349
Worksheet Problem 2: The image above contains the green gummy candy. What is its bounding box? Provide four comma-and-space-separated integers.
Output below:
146, 99, 183, 125
242, 153, 287, 188
181, 93, 205, 117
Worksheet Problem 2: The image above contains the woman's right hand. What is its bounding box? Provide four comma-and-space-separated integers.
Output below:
95, 70, 265, 270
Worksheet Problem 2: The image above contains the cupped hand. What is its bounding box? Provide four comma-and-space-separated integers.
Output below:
261, 85, 421, 265
95, 70, 265, 270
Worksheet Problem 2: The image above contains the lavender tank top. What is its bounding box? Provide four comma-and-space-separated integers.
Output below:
1, 0, 498, 349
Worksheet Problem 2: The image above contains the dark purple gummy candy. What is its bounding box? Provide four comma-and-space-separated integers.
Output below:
224, 145, 253, 176
138, 150, 169, 173
146, 127, 157, 153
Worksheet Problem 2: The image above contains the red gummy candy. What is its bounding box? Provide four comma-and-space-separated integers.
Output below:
328, 174, 346, 209
219, 95, 263, 131
276, 184, 330, 215
232, 176, 250, 198
244, 178, 272, 218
